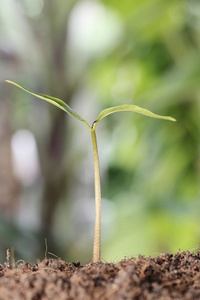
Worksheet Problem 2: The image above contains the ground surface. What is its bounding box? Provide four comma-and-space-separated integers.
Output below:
0, 251, 200, 299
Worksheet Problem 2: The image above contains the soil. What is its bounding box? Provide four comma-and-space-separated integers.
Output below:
0, 250, 200, 299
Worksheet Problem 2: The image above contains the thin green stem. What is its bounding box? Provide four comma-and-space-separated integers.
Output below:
91, 128, 101, 262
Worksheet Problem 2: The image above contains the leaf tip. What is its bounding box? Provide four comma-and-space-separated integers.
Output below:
5, 80, 14, 85
169, 117, 177, 122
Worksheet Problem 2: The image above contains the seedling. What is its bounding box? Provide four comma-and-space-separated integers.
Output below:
6, 80, 176, 262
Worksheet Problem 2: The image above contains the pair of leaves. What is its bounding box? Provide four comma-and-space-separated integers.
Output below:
6, 80, 176, 129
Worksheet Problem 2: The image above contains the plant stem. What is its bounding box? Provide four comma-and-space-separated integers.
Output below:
91, 128, 101, 262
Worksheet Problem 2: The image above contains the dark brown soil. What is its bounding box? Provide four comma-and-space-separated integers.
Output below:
1, 251, 200, 299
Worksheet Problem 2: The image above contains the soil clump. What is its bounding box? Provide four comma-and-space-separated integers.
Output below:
0, 251, 200, 299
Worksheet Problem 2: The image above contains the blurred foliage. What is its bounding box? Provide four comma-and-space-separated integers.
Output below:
0, 0, 199, 264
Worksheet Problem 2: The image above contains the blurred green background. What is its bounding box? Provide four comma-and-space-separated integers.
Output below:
0, 0, 199, 264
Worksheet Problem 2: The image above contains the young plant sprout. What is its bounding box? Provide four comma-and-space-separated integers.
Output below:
6, 80, 176, 263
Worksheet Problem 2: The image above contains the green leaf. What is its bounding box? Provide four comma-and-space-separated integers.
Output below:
6, 81, 176, 132
6, 80, 91, 129
94, 104, 176, 128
